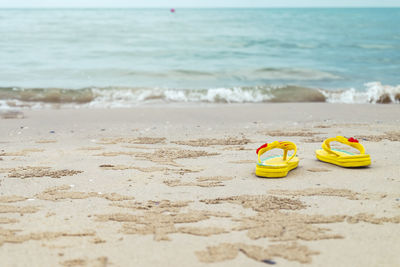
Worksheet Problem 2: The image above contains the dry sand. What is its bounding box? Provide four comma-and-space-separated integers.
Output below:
0, 103, 399, 267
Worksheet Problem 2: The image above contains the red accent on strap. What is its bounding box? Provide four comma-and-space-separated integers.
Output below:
256, 143, 268, 154
348, 137, 359, 143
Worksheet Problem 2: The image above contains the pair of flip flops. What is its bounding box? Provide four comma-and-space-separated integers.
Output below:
255, 136, 371, 178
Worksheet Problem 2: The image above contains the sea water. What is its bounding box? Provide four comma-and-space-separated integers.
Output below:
0, 8, 399, 107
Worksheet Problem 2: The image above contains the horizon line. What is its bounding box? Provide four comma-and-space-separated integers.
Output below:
1, 6, 400, 9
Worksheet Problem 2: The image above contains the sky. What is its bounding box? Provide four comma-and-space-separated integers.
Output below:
1, 0, 399, 8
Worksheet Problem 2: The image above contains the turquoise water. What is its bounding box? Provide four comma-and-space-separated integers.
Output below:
0, 8, 399, 106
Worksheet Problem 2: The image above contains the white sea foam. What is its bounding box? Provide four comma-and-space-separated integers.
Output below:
87, 87, 274, 107
0, 82, 399, 110
322, 82, 400, 104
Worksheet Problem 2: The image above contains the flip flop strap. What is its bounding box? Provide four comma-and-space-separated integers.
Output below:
322, 136, 365, 157
257, 141, 297, 163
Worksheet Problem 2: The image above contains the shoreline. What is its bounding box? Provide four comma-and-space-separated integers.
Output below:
2, 103, 400, 125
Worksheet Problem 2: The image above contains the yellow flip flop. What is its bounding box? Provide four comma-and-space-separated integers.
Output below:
315, 136, 371, 167
255, 141, 299, 178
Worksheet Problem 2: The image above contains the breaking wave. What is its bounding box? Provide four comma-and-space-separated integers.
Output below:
0, 82, 398, 109
322, 82, 400, 104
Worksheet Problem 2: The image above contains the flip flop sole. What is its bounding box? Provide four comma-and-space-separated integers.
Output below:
316, 152, 371, 167
255, 160, 299, 178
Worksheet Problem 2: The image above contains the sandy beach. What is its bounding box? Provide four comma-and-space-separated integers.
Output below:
0, 103, 399, 267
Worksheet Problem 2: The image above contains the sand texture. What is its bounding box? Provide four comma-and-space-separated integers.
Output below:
0, 103, 399, 266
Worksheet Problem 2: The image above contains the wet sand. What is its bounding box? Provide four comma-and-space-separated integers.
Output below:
0, 103, 400, 266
